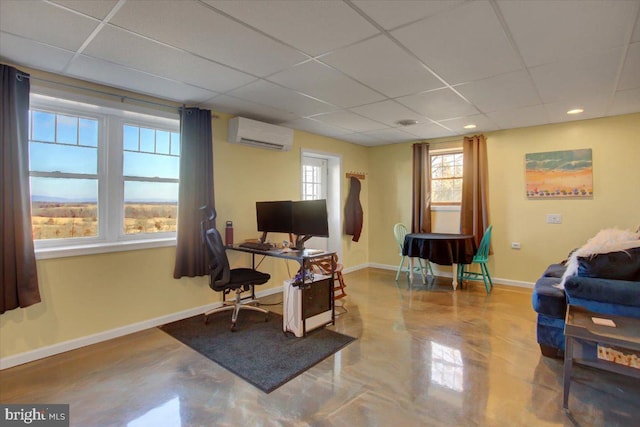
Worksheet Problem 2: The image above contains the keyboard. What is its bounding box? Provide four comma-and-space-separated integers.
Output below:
239, 242, 274, 251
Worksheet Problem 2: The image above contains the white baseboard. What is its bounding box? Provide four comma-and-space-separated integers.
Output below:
366, 262, 534, 289
0, 286, 282, 371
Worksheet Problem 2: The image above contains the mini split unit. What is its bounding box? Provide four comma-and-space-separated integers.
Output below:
228, 117, 294, 151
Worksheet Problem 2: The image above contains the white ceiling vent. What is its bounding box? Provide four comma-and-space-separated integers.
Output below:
228, 117, 294, 151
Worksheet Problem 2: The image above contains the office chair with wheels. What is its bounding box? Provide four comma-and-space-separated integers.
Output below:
393, 223, 433, 283
458, 225, 494, 293
201, 207, 270, 331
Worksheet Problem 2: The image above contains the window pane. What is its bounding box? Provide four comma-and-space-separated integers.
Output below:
124, 125, 139, 151
79, 118, 98, 147
32, 111, 55, 142
124, 181, 178, 234
156, 130, 170, 154
56, 114, 78, 144
124, 151, 179, 179
170, 132, 180, 156
30, 177, 98, 240
140, 127, 155, 152
29, 141, 97, 174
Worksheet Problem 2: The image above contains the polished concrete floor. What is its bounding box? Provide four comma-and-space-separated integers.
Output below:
1, 268, 639, 426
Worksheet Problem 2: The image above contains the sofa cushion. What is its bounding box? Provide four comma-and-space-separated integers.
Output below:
543, 263, 566, 278
532, 277, 566, 318
577, 246, 640, 281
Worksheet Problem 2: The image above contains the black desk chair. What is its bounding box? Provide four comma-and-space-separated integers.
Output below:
201, 208, 270, 331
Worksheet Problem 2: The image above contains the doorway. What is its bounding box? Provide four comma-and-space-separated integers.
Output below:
301, 151, 341, 257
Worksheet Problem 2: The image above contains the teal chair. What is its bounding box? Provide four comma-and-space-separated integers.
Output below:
458, 225, 493, 293
393, 223, 433, 283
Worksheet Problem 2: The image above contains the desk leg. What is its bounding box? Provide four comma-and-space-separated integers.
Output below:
451, 263, 458, 290
563, 337, 573, 412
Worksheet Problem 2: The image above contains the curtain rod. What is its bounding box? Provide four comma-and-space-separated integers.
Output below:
26, 75, 218, 117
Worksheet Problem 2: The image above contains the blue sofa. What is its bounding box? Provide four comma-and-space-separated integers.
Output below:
531, 246, 640, 358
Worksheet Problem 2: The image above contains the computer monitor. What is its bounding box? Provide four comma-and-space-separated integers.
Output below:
292, 199, 329, 250
256, 200, 293, 243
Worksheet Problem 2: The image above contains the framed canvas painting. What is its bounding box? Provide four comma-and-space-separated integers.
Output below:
525, 149, 593, 198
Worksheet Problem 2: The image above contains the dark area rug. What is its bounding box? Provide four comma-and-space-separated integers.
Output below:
159, 311, 355, 393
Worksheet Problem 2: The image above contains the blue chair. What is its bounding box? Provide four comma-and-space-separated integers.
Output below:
394, 223, 433, 283
458, 225, 493, 293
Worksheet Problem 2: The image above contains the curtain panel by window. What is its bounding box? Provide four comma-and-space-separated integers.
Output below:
460, 134, 490, 247
411, 142, 432, 233
1, 64, 41, 314
173, 108, 214, 279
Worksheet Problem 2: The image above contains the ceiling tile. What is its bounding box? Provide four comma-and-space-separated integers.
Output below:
205, 0, 379, 56
228, 80, 338, 117
282, 118, 352, 139
267, 60, 385, 108
312, 111, 387, 133
66, 55, 218, 104
51, 0, 119, 20
391, 0, 522, 84
437, 114, 499, 134
530, 48, 622, 104
84, 25, 256, 93
349, 100, 425, 127
110, 0, 306, 77
619, 42, 640, 91
321, 35, 444, 98
498, 0, 636, 67
338, 133, 385, 146
361, 128, 417, 144
609, 88, 640, 116
454, 70, 540, 113
486, 105, 549, 130
0, 32, 75, 74
353, 0, 466, 30
397, 88, 479, 121
202, 95, 298, 123
544, 99, 609, 124
400, 122, 456, 139
0, 0, 99, 51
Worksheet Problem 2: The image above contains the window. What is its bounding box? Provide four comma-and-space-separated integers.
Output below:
431, 151, 463, 205
28, 93, 180, 254
301, 156, 327, 201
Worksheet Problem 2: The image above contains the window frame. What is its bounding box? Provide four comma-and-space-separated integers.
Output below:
29, 90, 180, 259
430, 148, 463, 209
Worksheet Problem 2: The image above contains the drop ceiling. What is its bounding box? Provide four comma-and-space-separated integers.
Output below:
1, 0, 639, 146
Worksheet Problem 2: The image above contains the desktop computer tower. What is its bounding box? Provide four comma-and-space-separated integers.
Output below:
283, 276, 333, 337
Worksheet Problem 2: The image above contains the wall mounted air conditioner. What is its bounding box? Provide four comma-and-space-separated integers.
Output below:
228, 117, 294, 151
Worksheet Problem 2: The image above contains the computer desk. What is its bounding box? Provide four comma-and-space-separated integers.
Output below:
226, 244, 336, 336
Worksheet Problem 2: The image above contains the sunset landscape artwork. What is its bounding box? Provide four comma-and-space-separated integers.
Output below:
525, 149, 593, 198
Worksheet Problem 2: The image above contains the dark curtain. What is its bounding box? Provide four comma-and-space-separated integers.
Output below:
411, 142, 432, 233
1, 64, 41, 314
173, 108, 214, 278
460, 134, 490, 247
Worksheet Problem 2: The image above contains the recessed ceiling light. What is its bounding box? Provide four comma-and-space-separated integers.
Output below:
567, 108, 584, 115
396, 119, 419, 126
463, 124, 477, 129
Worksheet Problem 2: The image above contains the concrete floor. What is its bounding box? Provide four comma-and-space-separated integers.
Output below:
1, 268, 639, 426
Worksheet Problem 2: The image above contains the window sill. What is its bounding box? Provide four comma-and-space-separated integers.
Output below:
35, 238, 177, 260
431, 205, 461, 212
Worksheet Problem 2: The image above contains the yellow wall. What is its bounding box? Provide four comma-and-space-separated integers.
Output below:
370, 113, 640, 283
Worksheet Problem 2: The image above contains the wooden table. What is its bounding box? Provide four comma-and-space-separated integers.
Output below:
563, 305, 640, 412
402, 233, 476, 289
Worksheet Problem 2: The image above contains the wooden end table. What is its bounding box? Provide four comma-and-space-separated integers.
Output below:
563, 305, 640, 412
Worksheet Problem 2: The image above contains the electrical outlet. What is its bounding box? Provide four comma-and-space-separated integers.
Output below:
546, 214, 562, 224
511, 242, 521, 249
